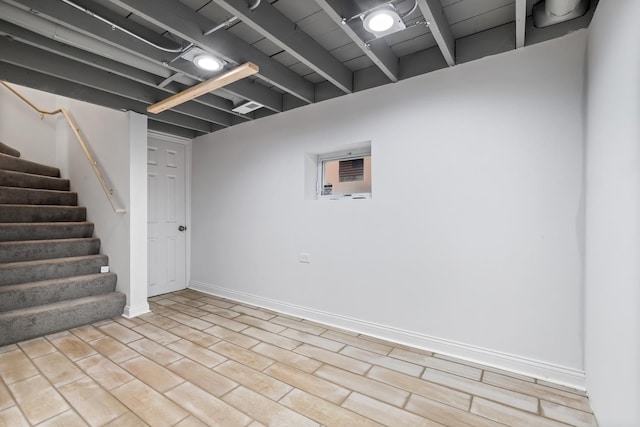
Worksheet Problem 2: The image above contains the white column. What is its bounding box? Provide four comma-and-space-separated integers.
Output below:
124, 111, 150, 317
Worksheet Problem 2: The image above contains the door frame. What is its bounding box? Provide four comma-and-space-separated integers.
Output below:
147, 130, 192, 294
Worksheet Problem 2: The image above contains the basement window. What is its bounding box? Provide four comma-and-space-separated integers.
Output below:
318, 147, 371, 199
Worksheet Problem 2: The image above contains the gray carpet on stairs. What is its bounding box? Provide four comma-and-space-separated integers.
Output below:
0, 141, 20, 157
0, 293, 126, 346
0, 237, 101, 263
0, 141, 126, 346
0, 152, 60, 177
0, 273, 118, 312
0, 169, 70, 191
0, 205, 87, 222
0, 222, 94, 242
0, 186, 78, 205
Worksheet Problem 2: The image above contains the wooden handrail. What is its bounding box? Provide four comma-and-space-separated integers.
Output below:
1, 81, 126, 214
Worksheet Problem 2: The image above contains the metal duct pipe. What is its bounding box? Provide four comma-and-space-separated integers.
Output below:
547, 0, 582, 16
533, 0, 589, 28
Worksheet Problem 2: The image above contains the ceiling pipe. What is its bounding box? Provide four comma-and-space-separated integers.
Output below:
533, 0, 589, 28
0, 1, 196, 85
169, 0, 262, 65
59, 0, 185, 53
204, 0, 262, 36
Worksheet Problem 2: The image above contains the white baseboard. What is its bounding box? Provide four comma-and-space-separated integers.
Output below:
123, 302, 150, 319
189, 280, 586, 390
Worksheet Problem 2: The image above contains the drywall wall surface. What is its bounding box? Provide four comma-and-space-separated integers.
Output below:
584, 0, 640, 424
191, 31, 588, 383
126, 111, 150, 317
56, 97, 131, 294
0, 83, 57, 164
55, 98, 149, 316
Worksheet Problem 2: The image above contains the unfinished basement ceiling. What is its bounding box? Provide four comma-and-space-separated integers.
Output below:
0, 0, 598, 138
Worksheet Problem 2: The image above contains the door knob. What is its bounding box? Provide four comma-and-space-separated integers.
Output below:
178, 225, 187, 232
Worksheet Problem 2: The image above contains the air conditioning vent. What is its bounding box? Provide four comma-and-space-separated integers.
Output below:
232, 101, 263, 114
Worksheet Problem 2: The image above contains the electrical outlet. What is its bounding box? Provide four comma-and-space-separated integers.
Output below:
299, 252, 311, 263
100, 266, 110, 273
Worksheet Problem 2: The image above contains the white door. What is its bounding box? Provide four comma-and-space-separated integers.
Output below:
147, 137, 187, 297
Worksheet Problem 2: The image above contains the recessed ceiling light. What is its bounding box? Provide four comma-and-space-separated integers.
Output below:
193, 54, 224, 71
362, 6, 406, 37
364, 11, 395, 32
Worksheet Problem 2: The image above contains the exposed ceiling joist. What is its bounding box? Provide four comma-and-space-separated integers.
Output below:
515, 0, 527, 48
0, 37, 235, 127
148, 62, 259, 114
0, 25, 250, 126
416, 0, 455, 66
0, 61, 220, 133
148, 119, 201, 139
213, 0, 353, 93
0, 0, 599, 139
1, 0, 282, 113
109, 0, 315, 103
0, 21, 250, 121
314, 0, 398, 82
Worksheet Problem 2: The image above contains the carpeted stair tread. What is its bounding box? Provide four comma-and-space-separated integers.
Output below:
0, 237, 101, 263
0, 152, 60, 177
0, 222, 94, 242
0, 186, 78, 206
0, 273, 117, 312
0, 169, 70, 191
0, 204, 86, 222
0, 254, 109, 286
0, 292, 126, 346
0, 143, 123, 346
0, 142, 20, 158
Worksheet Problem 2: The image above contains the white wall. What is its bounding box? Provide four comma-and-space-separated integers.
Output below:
191, 31, 588, 385
56, 98, 149, 318
56, 97, 131, 291
584, 0, 640, 425
0, 84, 148, 317
0, 84, 57, 164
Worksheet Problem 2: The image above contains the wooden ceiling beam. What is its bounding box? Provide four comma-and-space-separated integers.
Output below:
148, 62, 259, 114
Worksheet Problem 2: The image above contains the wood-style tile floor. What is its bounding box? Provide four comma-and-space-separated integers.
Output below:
0, 289, 598, 426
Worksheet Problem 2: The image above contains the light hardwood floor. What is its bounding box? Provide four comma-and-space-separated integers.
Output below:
0, 289, 598, 426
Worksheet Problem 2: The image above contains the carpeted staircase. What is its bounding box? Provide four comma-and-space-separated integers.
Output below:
0, 141, 126, 346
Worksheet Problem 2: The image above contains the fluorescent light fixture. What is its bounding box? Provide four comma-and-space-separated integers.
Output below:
362, 6, 406, 37
193, 54, 224, 71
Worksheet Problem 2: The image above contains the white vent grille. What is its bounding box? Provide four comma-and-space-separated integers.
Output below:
232, 101, 264, 114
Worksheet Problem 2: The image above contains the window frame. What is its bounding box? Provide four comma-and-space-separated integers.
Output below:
317, 148, 371, 200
